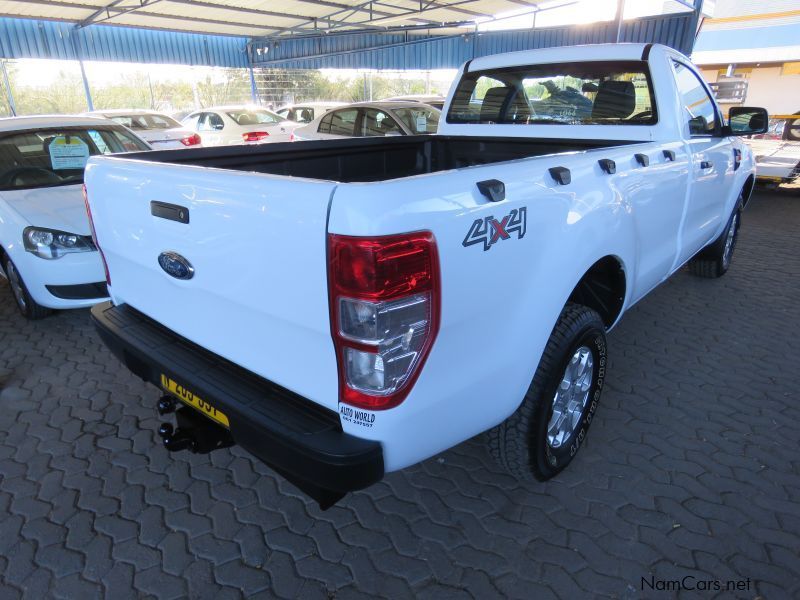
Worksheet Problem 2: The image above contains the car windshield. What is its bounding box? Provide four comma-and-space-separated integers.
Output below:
447, 60, 656, 125
108, 113, 182, 130
0, 126, 149, 191
392, 107, 440, 134
226, 109, 283, 126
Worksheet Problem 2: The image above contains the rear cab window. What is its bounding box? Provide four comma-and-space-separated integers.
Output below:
447, 60, 656, 126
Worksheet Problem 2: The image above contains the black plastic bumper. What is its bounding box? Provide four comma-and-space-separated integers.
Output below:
91, 302, 384, 499
47, 282, 108, 300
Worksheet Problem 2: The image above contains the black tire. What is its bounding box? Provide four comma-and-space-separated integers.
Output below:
688, 206, 741, 278
488, 303, 607, 481
2, 256, 51, 320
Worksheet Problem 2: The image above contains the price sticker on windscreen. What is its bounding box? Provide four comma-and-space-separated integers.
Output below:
48, 136, 90, 170
416, 114, 427, 132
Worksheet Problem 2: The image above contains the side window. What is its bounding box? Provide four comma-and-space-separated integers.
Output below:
88, 130, 111, 154
327, 109, 359, 136
672, 61, 718, 135
197, 113, 212, 132
361, 109, 402, 137
318, 113, 333, 134
297, 108, 314, 123
97, 129, 149, 152
208, 113, 224, 130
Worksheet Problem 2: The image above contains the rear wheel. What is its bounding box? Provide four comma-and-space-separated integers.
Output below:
488, 303, 607, 481
688, 206, 740, 278
3, 256, 50, 320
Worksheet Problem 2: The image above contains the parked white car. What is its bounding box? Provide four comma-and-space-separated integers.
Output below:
275, 102, 345, 124
382, 95, 446, 110
292, 101, 440, 141
0, 115, 150, 319
181, 106, 299, 146
85, 109, 202, 149
86, 43, 765, 507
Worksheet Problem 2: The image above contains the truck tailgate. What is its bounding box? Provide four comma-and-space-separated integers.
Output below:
84, 157, 339, 410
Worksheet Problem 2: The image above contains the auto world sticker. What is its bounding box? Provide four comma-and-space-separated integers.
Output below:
339, 405, 375, 428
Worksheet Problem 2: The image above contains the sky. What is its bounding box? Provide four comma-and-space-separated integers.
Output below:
10, 0, 695, 88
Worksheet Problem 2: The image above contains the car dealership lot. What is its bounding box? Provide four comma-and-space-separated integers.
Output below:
0, 186, 798, 599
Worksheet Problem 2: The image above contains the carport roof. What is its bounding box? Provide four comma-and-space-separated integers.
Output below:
0, 0, 546, 38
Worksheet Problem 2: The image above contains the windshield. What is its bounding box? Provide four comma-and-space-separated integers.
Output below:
226, 109, 283, 126
0, 126, 149, 191
108, 113, 182, 130
447, 60, 656, 126
392, 107, 440, 134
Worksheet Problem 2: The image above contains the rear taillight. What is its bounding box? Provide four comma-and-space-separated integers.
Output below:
180, 133, 202, 146
83, 184, 111, 286
328, 232, 440, 410
242, 131, 269, 142
289, 132, 295, 142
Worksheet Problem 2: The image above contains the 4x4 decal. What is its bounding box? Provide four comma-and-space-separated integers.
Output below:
462, 207, 527, 251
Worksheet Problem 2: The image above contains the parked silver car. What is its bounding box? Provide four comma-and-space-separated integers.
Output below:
292, 101, 440, 141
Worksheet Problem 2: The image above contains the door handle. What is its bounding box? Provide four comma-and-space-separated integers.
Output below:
700, 160, 713, 169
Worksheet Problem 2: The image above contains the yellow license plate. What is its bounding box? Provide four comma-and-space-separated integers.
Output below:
160, 374, 230, 428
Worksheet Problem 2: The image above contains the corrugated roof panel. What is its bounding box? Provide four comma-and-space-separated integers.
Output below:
0, 17, 249, 67
0, 0, 95, 22
0, 0, 547, 36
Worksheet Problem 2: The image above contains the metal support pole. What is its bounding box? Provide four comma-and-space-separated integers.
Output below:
614, 0, 625, 43
78, 58, 94, 112
71, 31, 94, 111
249, 66, 259, 105
1, 60, 17, 116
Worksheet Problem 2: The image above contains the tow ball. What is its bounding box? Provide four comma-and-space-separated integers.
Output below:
157, 396, 234, 454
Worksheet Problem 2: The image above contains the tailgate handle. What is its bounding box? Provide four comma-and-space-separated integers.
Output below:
151, 201, 189, 224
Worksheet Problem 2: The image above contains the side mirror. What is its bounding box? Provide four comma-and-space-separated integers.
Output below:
725, 106, 768, 136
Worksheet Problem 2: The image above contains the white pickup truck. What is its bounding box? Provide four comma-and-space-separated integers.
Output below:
85, 43, 766, 508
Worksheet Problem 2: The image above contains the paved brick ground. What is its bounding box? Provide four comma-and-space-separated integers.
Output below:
0, 186, 798, 599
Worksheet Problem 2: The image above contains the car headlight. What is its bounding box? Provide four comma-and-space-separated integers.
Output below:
23, 226, 96, 259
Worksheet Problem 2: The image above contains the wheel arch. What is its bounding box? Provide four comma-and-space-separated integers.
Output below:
566, 255, 627, 329
0, 243, 8, 277
741, 174, 756, 208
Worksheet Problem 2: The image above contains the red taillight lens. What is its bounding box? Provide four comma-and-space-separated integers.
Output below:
289, 133, 295, 142
83, 184, 111, 286
180, 133, 202, 146
242, 131, 269, 142
328, 232, 439, 410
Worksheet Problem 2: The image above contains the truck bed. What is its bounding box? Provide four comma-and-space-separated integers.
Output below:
126, 135, 635, 182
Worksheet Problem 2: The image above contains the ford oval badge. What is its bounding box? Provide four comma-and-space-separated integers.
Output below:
158, 251, 194, 280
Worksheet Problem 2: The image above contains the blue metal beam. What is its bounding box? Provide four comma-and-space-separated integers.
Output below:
0, 17, 250, 67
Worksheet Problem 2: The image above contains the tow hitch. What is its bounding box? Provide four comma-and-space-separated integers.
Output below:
157, 395, 234, 454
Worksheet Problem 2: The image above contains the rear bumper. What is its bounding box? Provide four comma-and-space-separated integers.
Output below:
90, 301, 384, 496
